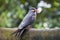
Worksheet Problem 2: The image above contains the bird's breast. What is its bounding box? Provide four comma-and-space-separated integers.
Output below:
32, 12, 36, 20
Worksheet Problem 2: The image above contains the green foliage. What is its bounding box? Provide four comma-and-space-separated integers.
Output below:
0, 0, 60, 28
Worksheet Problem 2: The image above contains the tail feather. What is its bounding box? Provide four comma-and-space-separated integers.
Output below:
11, 29, 28, 40
17, 29, 25, 38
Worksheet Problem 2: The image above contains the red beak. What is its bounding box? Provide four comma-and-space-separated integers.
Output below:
32, 9, 37, 12
34, 9, 37, 12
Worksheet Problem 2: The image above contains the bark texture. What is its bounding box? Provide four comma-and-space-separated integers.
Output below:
0, 28, 60, 40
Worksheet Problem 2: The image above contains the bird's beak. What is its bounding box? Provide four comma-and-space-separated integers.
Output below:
32, 7, 42, 13
34, 9, 37, 12
32, 9, 37, 12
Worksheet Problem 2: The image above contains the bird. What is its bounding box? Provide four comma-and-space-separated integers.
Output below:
11, 7, 39, 40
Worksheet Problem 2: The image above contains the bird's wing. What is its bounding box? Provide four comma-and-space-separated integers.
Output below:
18, 10, 35, 29
11, 8, 36, 40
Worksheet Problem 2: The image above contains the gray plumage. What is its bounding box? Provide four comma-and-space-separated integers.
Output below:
11, 7, 37, 40
18, 9, 36, 29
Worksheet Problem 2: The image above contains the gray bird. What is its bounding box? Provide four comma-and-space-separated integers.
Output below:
11, 7, 38, 40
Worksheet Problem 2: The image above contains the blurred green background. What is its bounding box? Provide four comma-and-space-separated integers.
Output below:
0, 0, 60, 29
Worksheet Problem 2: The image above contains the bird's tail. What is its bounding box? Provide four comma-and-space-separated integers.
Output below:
11, 28, 28, 40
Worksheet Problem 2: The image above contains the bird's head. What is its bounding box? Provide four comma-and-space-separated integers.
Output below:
29, 7, 42, 13
29, 7, 37, 12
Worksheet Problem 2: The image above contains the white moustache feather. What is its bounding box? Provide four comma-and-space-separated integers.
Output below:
37, 7, 42, 13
